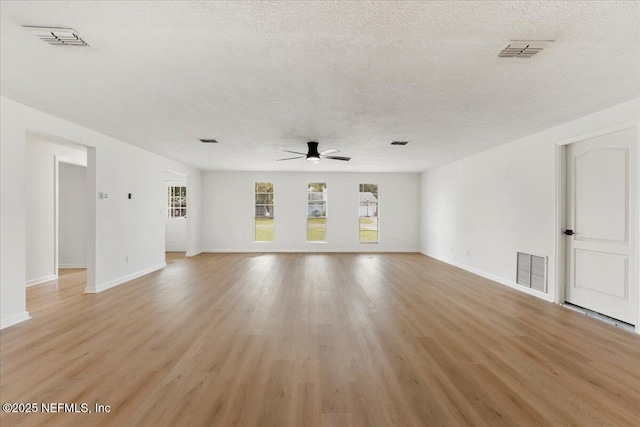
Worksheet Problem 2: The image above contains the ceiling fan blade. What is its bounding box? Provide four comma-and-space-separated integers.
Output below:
323, 155, 351, 161
282, 150, 307, 155
277, 155, 306, 161
320, 148, 339, 155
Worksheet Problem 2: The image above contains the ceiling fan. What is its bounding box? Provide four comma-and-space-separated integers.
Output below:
277, 141, 351, 163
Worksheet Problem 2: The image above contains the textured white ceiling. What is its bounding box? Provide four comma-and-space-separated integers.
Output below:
1, 1, 639, 172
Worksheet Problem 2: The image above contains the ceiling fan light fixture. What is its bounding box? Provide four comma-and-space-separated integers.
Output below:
277, 141, 350, 162
306, 141, 321, 161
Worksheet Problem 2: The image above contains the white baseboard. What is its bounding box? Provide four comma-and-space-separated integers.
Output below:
420, 251, 555, 303
1, 311, 31, 330
84, 263, 167, 294
185, 250, 202, 257
26, 274, 57, 287
59, 264, 87, 269
202, 248, 420, 253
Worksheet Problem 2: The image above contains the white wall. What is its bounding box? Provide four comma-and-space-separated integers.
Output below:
25, 138, 86, 285
202, 172, 420, 252
420, 98, 640, 305
0, 97, 202, 329
59, 163, 88, 268
1, 100, 29, 328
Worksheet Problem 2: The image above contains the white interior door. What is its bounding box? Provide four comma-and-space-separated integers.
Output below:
165, 219, 187, 252
165, 180, 187, 252
565, 127, 637, 325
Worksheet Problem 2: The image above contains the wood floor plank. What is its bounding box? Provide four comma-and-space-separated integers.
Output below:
1, 252, 639, 426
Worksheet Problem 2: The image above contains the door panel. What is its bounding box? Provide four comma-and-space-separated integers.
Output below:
566, 127, 637, 325
575, 250, 627, 298
575, 148, 627, 242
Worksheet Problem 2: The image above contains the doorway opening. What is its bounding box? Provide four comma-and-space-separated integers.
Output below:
57, 160, 88, 274
25, 132, 93, 304
164, 170, 188, 264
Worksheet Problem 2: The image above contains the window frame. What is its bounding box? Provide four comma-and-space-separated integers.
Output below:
307, 182, 328, 243
254, 182, 275, 243
167, 186, 187, 219
359, 183, 379, 244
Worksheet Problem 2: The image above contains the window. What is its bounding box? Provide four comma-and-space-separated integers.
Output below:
255, 182, 275, 242
359, 183, 378, 243
167, 186, 187, 218
307, 183, 327, 242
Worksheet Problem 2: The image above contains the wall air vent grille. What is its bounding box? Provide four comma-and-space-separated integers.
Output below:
199, 139, 218, 143
517, 252, 547, 292
498, 40, 552, 58
24, 26, 89, 46
391, 141, 409, 146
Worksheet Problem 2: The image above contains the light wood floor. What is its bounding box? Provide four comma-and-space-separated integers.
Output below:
1, 253, 639, 427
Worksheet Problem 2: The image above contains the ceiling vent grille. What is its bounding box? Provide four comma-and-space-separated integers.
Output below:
391, 141, 409, 146
498, 40, 552, 58
24, 26, 89, 46
199, 139, 218, 143
517, 252, 547, 292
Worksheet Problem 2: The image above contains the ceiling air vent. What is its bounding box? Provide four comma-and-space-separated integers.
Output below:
199, 139, 218, 143
391, 141, 409, 146
498, 40, 553, 58
24, 26, 89, 46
